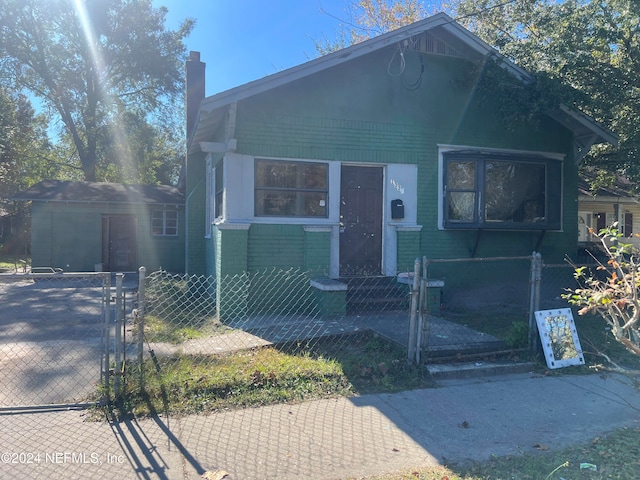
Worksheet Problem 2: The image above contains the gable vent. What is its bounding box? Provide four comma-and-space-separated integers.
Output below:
408, 32, 462, 58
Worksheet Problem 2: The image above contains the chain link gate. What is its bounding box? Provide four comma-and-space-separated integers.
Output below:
0, 272, 112, 409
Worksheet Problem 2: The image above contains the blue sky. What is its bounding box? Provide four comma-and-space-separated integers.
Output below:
155, 0, 353, 96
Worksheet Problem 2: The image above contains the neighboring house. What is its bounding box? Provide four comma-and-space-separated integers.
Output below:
13, 180, 185, 273
578, 173, 640, 251
184, 13, 616, 314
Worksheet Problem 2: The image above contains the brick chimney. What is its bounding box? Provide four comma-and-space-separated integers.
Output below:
186, 51, 205, 141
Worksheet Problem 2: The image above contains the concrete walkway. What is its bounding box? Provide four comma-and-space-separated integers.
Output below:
2, 372, 639, 480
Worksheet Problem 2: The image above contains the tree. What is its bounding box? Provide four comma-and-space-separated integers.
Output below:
0, 87, 56, 204
564, 226, 640, 358
98, 110, 184, 185
0, 0, 194, 182
314, 0, 435, 54
0, 86, 58, 256
453, 0, 640, 190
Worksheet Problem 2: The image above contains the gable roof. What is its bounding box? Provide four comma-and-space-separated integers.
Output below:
191, 12, 617, 158
579, 172, 638, 202
12, 180, 184, 206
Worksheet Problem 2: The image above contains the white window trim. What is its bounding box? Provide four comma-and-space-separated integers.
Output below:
437, 144, 565, 231
205, 154, 213, 238
151, 209, 179, 237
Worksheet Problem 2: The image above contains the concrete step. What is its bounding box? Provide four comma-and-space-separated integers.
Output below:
426, 361, 537, 380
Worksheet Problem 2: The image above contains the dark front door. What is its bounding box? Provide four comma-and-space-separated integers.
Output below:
103, 215, 137, 272
340, 166, 383, 276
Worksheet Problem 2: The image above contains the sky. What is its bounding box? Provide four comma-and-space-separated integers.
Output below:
154, 0, 354, 97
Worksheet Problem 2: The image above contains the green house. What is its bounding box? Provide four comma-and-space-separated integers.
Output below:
13, 180, 185, 273
185, 14, 616, 314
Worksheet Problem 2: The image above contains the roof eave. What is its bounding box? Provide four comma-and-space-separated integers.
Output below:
190, 13, 618, 156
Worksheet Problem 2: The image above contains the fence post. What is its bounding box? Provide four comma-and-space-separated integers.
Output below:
417, 257, 431, 364
114, 273, 124, 398
407, 258, 421, 364
528, 252, 542, 352
102, 273, 111, 403
137, 266, 146, 391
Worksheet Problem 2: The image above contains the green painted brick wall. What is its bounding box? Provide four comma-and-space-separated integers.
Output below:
189, 45, 581, 294
397, 230, 422, 273
247, 224, 305, 272
304, 230, 331, 276
185, 151, 208, 275
214, 227, 249, 276
233, 48, 576, 269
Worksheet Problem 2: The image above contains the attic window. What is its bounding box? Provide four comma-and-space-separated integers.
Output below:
443, 151, 562, 230
255, 159, 328, 217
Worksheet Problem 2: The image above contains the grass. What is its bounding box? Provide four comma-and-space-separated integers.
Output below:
350, 426, 640, 479
109, 300, 638, 420
109, 331, 434, 418
142, 314, 231, 343
439, 304, 640, 371
101, 285, 640, 479
120, 346, 353, 416
0, 255, 29, 273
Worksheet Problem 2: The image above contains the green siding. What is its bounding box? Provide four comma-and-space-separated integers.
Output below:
188, 45, 581, 306
214, 226, 249, 320
185, 151, 208, 275
247, 224, 305, 271
304, 229, 331, 276
233, 50, 575, 267
215, 227, 249, 275
397, 230, 422, 273
29, 201, 184, 273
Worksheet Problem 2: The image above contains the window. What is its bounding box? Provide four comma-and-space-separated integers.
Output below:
214, 160, 224, 218
205, 157, 223, 235
255, 159, 328, 217
624, 212, 633, 237
443, 151, 562, 230
151, 210, 178, 236
595, 212, 607, 233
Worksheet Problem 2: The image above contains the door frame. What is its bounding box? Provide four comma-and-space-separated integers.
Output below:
338, 164, 384, 276
102, 214, 138, 272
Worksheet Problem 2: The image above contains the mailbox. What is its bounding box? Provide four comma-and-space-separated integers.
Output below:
391, 199, 404, 219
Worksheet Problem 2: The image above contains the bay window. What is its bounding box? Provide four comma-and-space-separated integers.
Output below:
443, 151, 562, 230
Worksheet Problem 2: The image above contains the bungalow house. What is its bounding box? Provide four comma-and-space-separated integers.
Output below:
13, 180, 185, 273
184, 13, 616, 314
578, 173, 640, 254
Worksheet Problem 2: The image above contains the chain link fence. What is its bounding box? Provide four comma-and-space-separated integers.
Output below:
0, 258, 593, 412
404, 255, 535, 363
122, 268, 420, 413
0, 272, 110, 408
404, 253, 603, 364
117, 261, 575, 415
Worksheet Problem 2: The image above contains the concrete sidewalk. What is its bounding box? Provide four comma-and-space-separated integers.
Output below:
1, 372, 639, 480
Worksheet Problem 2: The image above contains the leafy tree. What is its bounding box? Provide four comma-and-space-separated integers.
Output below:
0, 87, 56, 206
564, 225, 640, 357
98, 110, 183, 185
0, 86, 59, 256
314, 0, 434, 54
0, 0, 193, 182
453, 0, 639, 190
